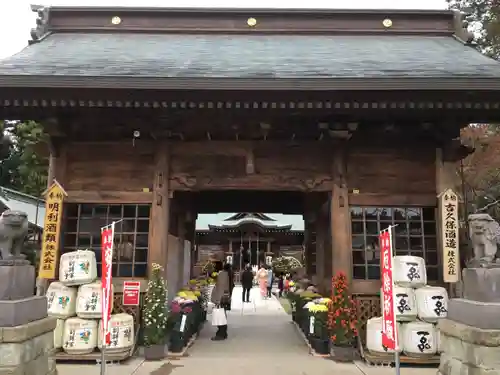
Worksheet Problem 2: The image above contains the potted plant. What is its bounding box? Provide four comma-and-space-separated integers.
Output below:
328, 272, 358, 362
297, 291, 321, 333
308, 301, 331, 355
143, 263, 168, 360
167, 301, 184, 353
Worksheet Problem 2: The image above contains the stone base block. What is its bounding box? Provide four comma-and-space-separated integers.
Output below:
0, 316, 56, 375
463, 268, 500, 303
0, 265, 35, 300
447, 299, 500, 330
0, 297, 47, 327
439, 353, 500, 375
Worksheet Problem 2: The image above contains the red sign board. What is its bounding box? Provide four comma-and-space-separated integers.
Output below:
122, 281, 141, 306
379, 229, 398, 351
101, 223, 115, 346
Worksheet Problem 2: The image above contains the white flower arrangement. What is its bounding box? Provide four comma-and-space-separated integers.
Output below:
143, 263, 168, 346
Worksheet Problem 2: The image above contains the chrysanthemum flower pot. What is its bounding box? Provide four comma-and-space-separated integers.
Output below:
144, 344, 165, 360
331, 344, 355, 362
310, 337, 330, 355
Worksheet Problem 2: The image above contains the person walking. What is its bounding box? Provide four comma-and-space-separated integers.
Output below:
277, 272, 284, 298
241, 265, 254, 303
257, 263, 268, 298
210, 261, 230, 341
266, 266, 274, 298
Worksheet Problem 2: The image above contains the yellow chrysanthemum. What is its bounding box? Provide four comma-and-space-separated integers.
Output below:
194, 291, 201, 296
177, 291, 188, 298
289, 281, 295, 286
319, 298, 332, 305
211, 272, 218, 277
189, 279, 198, 285
308, 304, 329, 313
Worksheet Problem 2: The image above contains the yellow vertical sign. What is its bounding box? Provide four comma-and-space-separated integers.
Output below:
38, 180, 67, 279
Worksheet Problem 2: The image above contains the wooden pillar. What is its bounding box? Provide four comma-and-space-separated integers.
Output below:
330, 144, 352, 283
315, 213, 327, 293
37, 139, 67, 296
149, 141, 170, 279
436, 147, 462, 290
185, 217, 196, 279
178, 211, 187, 290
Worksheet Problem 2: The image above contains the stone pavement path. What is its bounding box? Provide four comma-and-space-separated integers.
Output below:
137, 286, 365, 375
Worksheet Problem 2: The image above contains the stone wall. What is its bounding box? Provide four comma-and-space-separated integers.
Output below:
438, 319, 500, 375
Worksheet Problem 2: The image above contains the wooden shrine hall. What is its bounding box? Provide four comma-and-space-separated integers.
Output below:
0, 5, 499, 306
194, 212, 304, 277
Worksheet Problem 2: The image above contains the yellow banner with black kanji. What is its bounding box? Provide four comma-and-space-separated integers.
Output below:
38, 180, 67, 279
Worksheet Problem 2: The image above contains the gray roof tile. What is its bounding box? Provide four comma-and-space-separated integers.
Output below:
1, 33, 500, 79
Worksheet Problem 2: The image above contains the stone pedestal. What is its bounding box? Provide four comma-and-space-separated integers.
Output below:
0, 263, 57, 375
462, 268, 500, 303
438, 319, 500, 375
0, 261, 35, 300
439, 267, 500, 375
0, 317, 57, 375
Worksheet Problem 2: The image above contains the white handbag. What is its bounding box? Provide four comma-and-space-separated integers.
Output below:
211, 307, 227, 326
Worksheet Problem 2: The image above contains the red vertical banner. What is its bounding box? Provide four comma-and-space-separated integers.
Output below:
101, 223, 115, 346
379, 229, 398, 351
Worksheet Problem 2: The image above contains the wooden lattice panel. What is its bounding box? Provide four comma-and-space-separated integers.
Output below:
353, 294, 380, 345
112, 292, 142, 326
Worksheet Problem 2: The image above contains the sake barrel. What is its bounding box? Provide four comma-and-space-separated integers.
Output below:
62, 318, 98, 355
54, 319, 66, 349
402, 321, 437, 357
415, 286, 448, 323
76, 282, 114, 319
59, 250, 97, 286
46, 282, 77, 318
393, 256, 427, 288
366, 317, 403, 354
380, 286, 417, 322
97, 314, 135, 353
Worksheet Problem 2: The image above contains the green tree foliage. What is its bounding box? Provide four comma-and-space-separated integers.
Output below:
0, 120, 48, 197
447, 0, 500, 59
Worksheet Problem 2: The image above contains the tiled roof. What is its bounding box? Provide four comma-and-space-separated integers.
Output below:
196, 213, 304, 231
0, 33, 499, 79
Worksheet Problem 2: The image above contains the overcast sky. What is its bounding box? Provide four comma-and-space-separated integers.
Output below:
1, 0, 448, 59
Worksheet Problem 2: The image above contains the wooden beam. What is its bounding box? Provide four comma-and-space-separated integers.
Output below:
330, 143, 352, 283
148, 141, 171, 278
349, 193, 436, 206
65, 191, 152, 203
169, 141, 333, 156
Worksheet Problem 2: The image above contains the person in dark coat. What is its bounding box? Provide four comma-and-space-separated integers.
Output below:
223, 262, 234, 311
241, 265, 254, 303
277, 272, 284, 298
211, 261, 230, 340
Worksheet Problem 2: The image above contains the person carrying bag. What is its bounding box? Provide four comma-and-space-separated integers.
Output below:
210, 261, 230, 341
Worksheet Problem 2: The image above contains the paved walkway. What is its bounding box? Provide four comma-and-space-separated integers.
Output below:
57, 286, 439, 375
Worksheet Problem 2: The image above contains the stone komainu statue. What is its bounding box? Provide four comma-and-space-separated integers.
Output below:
468, 213, 500, 267
0, 210, 29, 260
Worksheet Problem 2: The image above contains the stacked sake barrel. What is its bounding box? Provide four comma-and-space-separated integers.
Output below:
46, 249, 134, 356
366, 255, 448, 358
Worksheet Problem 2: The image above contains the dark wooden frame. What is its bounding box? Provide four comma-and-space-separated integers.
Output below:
350, 206, 438, 281
64, 203, 151, 278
